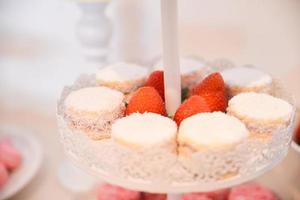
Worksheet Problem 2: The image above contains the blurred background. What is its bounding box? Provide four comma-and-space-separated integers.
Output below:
0, 0, 300, 199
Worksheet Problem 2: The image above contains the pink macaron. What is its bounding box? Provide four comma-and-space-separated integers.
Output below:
228, 183, 277, 200
96, 184, 141, 200
0, 162, 9, 189
182, 193, 213, 200
182, 189, 229, 200
0, 139, 22, 171
142, 192, 167, 200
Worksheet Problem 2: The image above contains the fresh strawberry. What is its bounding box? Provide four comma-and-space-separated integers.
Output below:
126, 86, 167, 116
295, 121, 300, 144
200, 91, 228, 112
174, 95, 210, 125
190, 72, 225, 96
144, 70, 165, 101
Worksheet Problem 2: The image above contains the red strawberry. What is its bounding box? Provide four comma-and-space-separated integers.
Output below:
200, 91, 228, 112
144, 70, 165, 101
174, 95, 210, 125
190, 72, 225, 96
295, 121, 300, 144
126, 86, 167, 116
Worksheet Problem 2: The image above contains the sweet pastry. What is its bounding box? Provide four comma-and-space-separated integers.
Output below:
178, 112, 249, 154
64, 87, 125, 140
0, 139, 22, 171
96, 62, 149, 94
228, 183, 277, 200
112, 113, 177, 150
221, 66, 272, 96
153, 57, 211, 88
96, 184, 141, 200
227, 92, 293, 135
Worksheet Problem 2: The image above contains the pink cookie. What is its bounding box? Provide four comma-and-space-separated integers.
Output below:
182, 189, 229, 200
182, 194, 213, 200
142, 192, 167, 200
0, 163, 9, 189
228, 183, 277, 200
96, 184, 141, 200
0, 140, 22, 171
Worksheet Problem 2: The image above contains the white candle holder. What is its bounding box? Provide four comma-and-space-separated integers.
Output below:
76, 1, 112, 64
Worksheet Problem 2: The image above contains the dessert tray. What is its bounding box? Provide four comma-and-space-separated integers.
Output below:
57, 61, 296, 194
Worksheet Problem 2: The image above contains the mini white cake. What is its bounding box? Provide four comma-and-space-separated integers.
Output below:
96, 62, 149, 94
154, 57, 211, 88
64, 87, 125, 140
221, 66, 272, 96
178, 112, 249, 154
227, 92, 293, 135
112, 113, 177, 150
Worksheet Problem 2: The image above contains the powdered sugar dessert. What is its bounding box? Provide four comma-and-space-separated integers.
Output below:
154, 57, 211, 88
112, 113, 177, 150
178, 112, 249, 155
96, 62, 149, 94
221, 66, 272, 96
227, 92, 293, 136
64, 87, 125, 140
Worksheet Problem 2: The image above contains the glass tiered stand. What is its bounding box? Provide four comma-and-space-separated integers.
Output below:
57, 67, 296, 200
58, 1, 296, 199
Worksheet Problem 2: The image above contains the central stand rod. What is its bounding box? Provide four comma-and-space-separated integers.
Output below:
161, 0, 181, 116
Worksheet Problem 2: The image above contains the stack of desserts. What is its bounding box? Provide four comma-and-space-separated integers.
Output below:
58, 61, 294, 183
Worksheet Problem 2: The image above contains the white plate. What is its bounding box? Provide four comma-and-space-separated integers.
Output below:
0, 125, 43, 200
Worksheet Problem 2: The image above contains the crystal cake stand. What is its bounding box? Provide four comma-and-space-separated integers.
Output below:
57, 64, 296, 199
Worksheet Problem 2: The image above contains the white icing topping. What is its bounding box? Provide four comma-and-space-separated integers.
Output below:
65, 87, 124, 112
221, 66, 272, 87
112, 113, 177, 147
178, 112, 249, 148
228, 92, 293, 121
154, 57, 206, 75
96, 62, 148, 82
